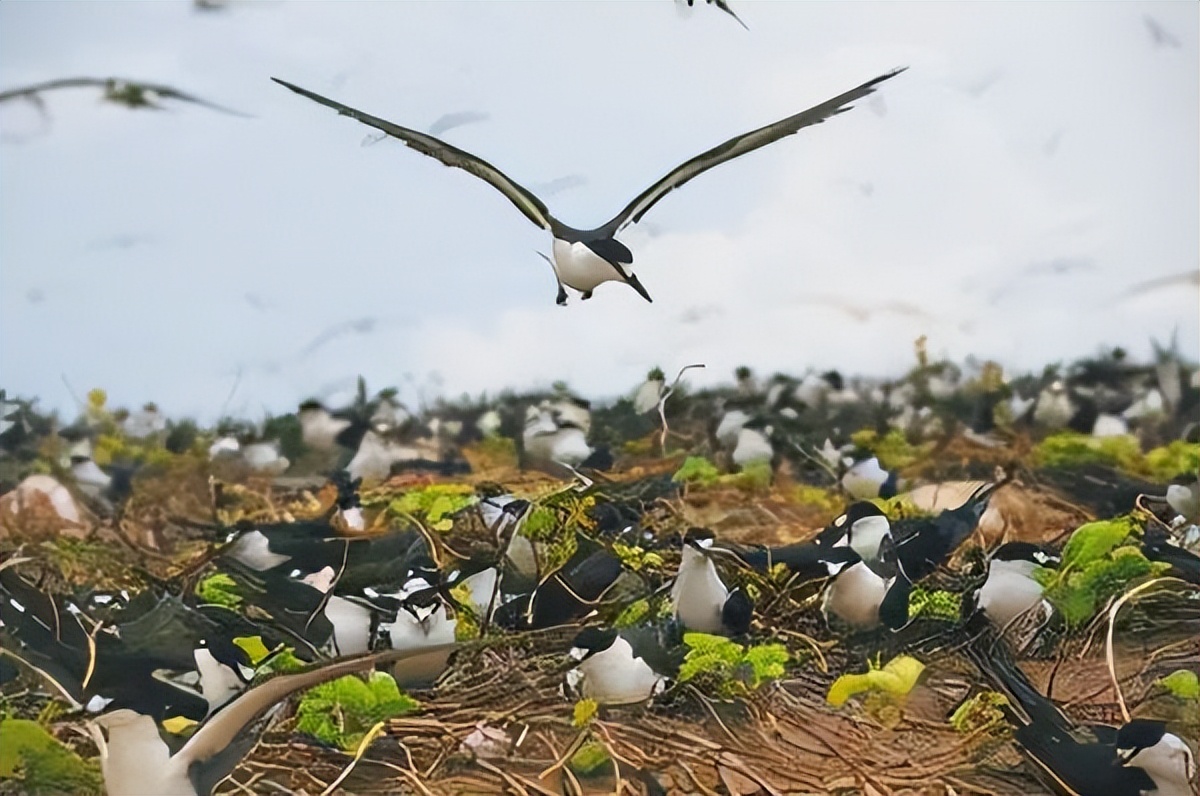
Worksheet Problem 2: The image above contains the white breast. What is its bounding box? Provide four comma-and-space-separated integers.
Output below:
732, 428, 772, 467
1127, 733, 1196, 796
552, 239, 623, 293
672, 548, 728, 633
325, 596, 373, 655
977, 560, 1044, 628
574, 637, 665, 705
101, 716, 192, 796
823, 562, 888, 628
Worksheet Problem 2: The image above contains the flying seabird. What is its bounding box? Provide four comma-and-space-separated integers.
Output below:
0, 77, 250, 117
272, 68, 904, 305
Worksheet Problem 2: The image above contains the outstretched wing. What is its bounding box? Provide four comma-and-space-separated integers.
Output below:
0, 77, 107, 102
179, 645, 458, 780
599, 68, 905, 237
273, 78, 555, 232
139, 82, 253, 117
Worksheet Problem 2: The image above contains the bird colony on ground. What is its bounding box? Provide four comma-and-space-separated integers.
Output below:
1, 344, 1198, 795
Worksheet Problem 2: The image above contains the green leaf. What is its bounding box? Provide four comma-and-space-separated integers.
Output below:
949, 691, 1009, 734
568, 740, 612, 777
1158, 669, 1200, 700
827, 655, 925, 708
1144, 441, 1200, 482
850, 429, 926, 470
0, 719, 103, 795
195, 572, 242, 608
671, 456, 720, 487
1032, 432, 1143, 472
907, 587, 962, 622
678, 634, 787, 698
1060, 517, 1138, 569
613, 598, 650, 628
387, 484, 476, 527
295, 672, 419, 751
572, 699, 598, 728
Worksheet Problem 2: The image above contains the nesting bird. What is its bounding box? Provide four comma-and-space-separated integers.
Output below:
670, 529, 752, 635
565, 625, 679, 706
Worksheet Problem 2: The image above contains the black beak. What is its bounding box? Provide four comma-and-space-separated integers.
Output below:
624, 273, 653, 303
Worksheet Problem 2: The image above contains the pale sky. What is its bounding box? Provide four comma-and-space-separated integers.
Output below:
1, 1, 1197, 420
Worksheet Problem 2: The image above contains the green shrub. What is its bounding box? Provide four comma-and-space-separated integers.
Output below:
295, 672, 419, 751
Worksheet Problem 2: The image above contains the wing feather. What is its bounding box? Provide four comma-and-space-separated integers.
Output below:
273, 78, 554, 231
599, 68, 905, 236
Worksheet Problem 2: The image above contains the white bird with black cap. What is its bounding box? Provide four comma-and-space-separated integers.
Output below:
564, 625, 679, 706
670, 528, 753, 636
272, 68, 904, 305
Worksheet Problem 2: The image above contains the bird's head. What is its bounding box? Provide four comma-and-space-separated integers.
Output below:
568, 627, 619, 662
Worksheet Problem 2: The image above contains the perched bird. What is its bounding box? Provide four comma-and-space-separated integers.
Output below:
494, 546, 625, 630
813, 501, 894, 561
967, 635, 1196, 796
731, 418, 774, 469
821, 532, 910, 631
890, 481, 1000, 583
86, 646, 456, 796
670, 529, 752, 635
961, 542, 1058, 651
841, 456, 899, 500
272, 69, 903, 305
296, 399, 364, 453
521, 401, 611, 474
564, 625, 681, 706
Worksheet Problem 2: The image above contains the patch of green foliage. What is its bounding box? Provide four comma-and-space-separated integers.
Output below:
672, 456, 720, 487
1158, 669, 1200, 700
611, 542, 665, 572
0, 719, 103, 795
572, 699, 598, 728
295, 672, 419, 751
827, 654, 925, 708
792, 485, 845, 514
949, 691, 1010, 735
260, 413, 305, 463
568, 740, 612, 777
232, 636, 305, 674
1144, 441, 1200, 481
728, 459, 773, 491
446, 583, 481, 640
1033, 434, 1198, 483
850, 429, 925, 470
195, 573, 242, 608
908, 587, 962, 621
93, 433, 174, 468
677, 633, 788, 699
612, 596, 672, 628
1033, 517, 1170, 627
1032, 432, 1143, 472
869, 494, 932, 521
388, 484, 476, 531
519, 505, 560, 540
